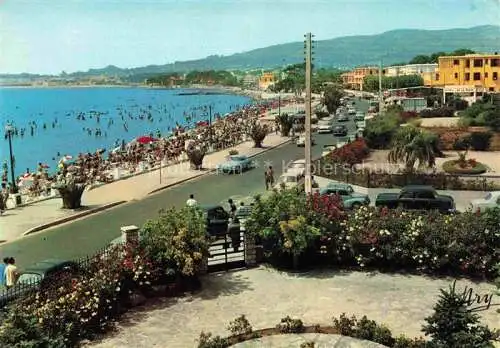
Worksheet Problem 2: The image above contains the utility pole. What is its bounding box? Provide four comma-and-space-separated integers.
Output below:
378, 60, 383, 114
304, 32, 313, 194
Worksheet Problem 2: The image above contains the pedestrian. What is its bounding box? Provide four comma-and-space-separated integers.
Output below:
186, 194, 197, 207
228, 198, 237, 217
5, 257, 18, 288
265, 166, 274, 190
0, 257, 7, 286
0, 183, 8, 215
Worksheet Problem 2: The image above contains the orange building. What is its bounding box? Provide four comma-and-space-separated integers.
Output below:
341, 67, 385, 91
258, 72, 276, 90
424, 53, 500, 92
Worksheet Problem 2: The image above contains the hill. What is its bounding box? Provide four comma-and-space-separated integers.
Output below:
7, 25, 500, 80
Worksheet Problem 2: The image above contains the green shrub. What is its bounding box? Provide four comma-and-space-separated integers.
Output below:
276, 113, 294, 136
364, 112, 401, 149
227, 315, 252, 335
422, 282, 496, 347
197, 332, 229, 348
276, 316, 304, 333
468, 132, 492, 151
300, 341, 316, 348
315, 110, 329, 119
332, 313, 357, 336
393, 335, 428, 348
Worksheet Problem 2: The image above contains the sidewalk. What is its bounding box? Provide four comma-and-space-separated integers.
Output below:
0, 133, 290, 242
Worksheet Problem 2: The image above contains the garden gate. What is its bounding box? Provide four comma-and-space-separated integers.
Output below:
207, 228, 246, 272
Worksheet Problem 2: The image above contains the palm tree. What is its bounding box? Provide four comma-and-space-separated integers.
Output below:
388, 126, 439, 172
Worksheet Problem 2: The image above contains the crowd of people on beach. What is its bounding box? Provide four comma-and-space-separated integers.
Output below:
1, 98, 288, 205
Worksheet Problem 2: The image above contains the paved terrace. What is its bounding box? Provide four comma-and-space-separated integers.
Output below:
88, 267, 499, 348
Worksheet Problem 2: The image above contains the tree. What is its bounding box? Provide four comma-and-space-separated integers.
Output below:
388, 126, 439, 171
54, 177, 86, 209
248, 121, 268, 147
187, 148, 205, 170
323, 85, 344, 113
275, 113, 294, 137
409, 55, 433, 64
422, 282, 495, 347
363, 75, 423, 92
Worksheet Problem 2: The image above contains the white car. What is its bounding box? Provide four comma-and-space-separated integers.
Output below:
296, 135, 316, 147
317, 119, 334, 133
274, 173, 304, 191
322, 145, 337, 157
469, 191, 500, 212
286, 159, 306, 176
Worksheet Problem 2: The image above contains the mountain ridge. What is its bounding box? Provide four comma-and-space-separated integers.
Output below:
3, 25, 499, 79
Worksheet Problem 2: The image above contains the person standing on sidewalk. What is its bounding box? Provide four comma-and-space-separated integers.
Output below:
228, 198, 237, 218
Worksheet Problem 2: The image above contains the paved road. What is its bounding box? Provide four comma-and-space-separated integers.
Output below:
1, 99, 367, 267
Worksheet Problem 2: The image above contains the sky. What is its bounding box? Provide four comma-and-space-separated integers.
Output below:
0, 0, 499, 74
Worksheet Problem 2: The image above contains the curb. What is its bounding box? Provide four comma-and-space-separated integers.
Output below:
22, 200, 127, 236
8, 195, 59, 210
147, 138, 292, 195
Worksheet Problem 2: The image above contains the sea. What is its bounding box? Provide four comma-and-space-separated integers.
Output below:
0, 87, 252, 176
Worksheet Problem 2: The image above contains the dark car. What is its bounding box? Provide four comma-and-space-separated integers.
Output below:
337, 113, 349, 122
333, 125, 348, 136
375, 185, 455, 213
0, 259, 81, 309
201, 205, 230, 237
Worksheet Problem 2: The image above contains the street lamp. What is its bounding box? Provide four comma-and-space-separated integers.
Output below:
5, 124, 19, 196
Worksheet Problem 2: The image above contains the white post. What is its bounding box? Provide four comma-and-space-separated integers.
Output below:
304, 32, 313, 194
121, 225, 139, 245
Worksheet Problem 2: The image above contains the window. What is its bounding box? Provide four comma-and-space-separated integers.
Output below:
473, 59, 483, 67
490, 87, 495, 92
491, 59, 500, 67
338, 190, 349, 196
416, 191, 434, 199
485, 59, 489, 65
465, 73, 470, 81
465, 60, 470, 68
485, 72, 489, 78
473, 72, 481, 80
453, 59, 460, 65
493, 72, 498, 80
454, 72, 458, 79
435, 73, 440, 81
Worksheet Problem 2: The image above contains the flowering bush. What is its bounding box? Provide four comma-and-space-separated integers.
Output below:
327, 138, 369, 166
0, 207, 208, 347
341, 206, 500, 277
141, 206, 209, 277
249, 189, 500, 278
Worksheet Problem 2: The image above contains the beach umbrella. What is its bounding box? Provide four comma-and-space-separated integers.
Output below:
136, 135, 158, 144
59, 155, 73, 163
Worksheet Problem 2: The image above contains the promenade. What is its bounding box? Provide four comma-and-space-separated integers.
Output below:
0, 133, 289, 243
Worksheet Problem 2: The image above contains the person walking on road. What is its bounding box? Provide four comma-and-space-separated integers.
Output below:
265, 166, 274, 190
186, 194, 197, 207
228, 198, 237, 218
5, 257, 18, 288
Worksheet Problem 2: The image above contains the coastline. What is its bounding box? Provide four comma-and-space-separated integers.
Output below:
0, 83, 280, 101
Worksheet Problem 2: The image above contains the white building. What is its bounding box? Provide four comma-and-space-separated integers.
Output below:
385, 63, 438, 77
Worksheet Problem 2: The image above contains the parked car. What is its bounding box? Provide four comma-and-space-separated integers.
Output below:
317, 119, 334, 133
0, 259, 81, 309
216, 155, 253, 174
285, 159, 306, 176
296, 135, 316, 147
201, 205, 230, 237
322, 144, 337, 157
320, 183, 370, 209
333, 125, 348, 136
337, 113, 349, 122
469, 191, 500, 212
375, 185, 455, 213
347, 107, 356, 115
354, 112, 365, 122
274, 173, 304, 191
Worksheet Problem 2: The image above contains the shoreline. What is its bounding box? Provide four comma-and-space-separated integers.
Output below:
0, 84, 285, 101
